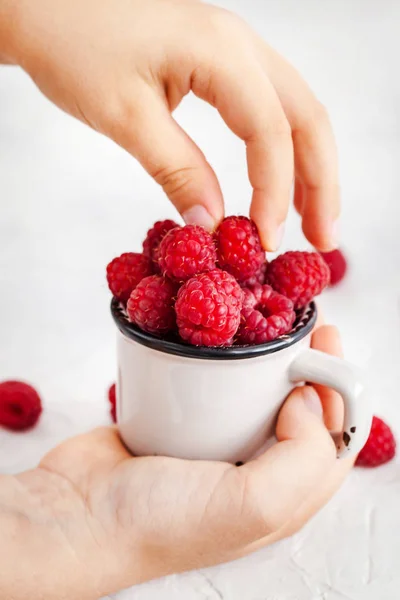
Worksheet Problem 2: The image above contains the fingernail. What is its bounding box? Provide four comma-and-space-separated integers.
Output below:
182, 205, 216, 231
302, 387, 323, 418
264, 222, 285, 252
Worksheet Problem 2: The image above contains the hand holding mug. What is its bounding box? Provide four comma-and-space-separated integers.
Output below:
1, 325, 357, 599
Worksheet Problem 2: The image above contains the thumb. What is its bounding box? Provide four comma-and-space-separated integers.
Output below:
206, 386, 336, 550
275, 384, 324, 441
114, 89, 224, 230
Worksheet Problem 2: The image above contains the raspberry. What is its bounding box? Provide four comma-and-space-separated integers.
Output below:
158, 224, 217, 282
319, 249, 347, 286
142, 219, 179, 269
241, 261, 267, 288
215, 216, 265, 283
106, 253, 153, 303
237, 284, 295, 345
0, 381, 42, 431
127, 275, 178, 336
242, 286, 258, 311
266, 251, 330, 309
108, 383, 116, 423
356, 416, 396, 467
175, 269, 243, 347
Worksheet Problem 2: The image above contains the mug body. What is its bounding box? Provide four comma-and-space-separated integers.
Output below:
112, 299, 372, 461
117, 331, 311, 462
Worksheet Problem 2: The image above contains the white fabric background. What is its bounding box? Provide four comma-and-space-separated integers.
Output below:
1, 0, 400, 598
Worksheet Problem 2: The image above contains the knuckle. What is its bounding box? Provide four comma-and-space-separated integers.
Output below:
152, 165, 199, 198
207, 7, 248, 41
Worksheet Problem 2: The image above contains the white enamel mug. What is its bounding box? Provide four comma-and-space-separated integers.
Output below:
111, 300, 372, 463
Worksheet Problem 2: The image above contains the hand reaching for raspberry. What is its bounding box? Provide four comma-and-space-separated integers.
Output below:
0, 325, 352, 599
0, 0, 339, 251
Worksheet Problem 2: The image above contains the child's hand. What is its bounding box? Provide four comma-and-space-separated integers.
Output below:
2, 0, 339, 250
1, 325, 351, 599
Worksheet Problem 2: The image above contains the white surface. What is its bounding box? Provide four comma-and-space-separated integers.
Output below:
1, 0, 400, 598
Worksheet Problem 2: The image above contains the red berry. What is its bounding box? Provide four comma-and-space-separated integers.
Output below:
319, 249, 347, 286
356, 416, 396, 467
175, 269, 243, 347
143, 219, 180, 269
106, 252, 153, 303
237, 284, 295, 345
215, 216, 265, 283
0, 381, 42, 431
108, 383, 116, 423
158, 224, 217, 282
241, 261, 268, 288
242, 286, 258, 311
266, 251, 330, 309
127, 275, 178, 336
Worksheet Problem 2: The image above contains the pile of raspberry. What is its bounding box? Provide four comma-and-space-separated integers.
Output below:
106, 216, 331, 348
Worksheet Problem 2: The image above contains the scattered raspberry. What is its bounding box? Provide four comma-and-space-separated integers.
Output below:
0, 381, 42, 431
215, 216, 265, 283
106, 253, 154, 303
175, 269, 243, 346
320, 249, 347, 286
266, 251, 330, 309
127, 275, 178, 336
241, 261, 267, 288
237, 284, 295, 345
158, 224, 217, 282
108, 383, 116, 423
356, 416, 396, 467
142, 220, 179, 269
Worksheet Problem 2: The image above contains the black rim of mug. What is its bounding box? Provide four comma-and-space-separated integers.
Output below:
110, 298, 317, 360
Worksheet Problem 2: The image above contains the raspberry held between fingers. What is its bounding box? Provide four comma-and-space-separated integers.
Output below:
215, 216, 265, 284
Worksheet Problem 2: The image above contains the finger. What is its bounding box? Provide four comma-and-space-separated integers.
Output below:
311, 325, 345, 432
256, 43, 340, 250
293, 178, 304, 215
211, 386, 335, 547
313, 303, 325, 331
109, 87, 224, 231
191, 58, 294, 251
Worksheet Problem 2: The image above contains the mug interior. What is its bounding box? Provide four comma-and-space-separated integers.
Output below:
111, 298, 317, 360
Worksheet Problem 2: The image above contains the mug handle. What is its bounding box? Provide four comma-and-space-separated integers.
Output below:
289, 349, 372, 459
